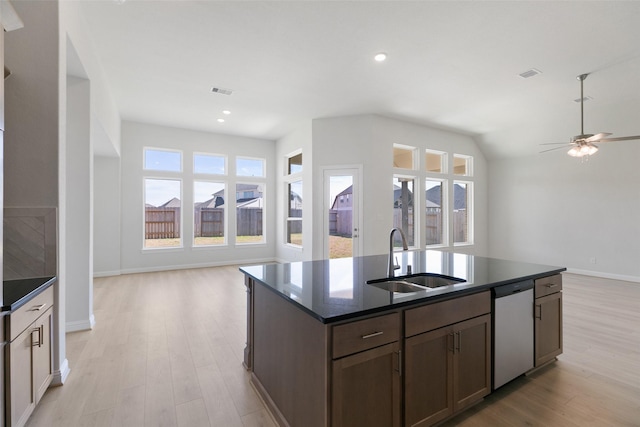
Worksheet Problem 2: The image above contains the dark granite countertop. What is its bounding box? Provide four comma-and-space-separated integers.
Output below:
240, 250, 565, 324
2, 276, 57, 312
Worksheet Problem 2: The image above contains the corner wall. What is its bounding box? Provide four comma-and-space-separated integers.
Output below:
488, 143, 640, 282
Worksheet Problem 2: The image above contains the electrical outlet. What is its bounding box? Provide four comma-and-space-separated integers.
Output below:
589, 257, 597, 265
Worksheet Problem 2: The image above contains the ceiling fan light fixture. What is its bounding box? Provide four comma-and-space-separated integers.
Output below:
567, 142, 598, 157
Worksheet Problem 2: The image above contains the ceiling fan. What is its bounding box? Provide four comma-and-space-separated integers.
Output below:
540, 73, 640, 157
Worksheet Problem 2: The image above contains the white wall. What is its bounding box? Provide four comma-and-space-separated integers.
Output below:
311, 114, 488, 260
488, 142, 640, 282
119, 121, 276, 274
275, 121, 313, 262
94, 155, 121, 276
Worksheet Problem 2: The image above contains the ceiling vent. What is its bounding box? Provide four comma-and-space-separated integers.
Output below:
211, 87, 233, 95
574, 96, 593, 103
518, 68, 542, 79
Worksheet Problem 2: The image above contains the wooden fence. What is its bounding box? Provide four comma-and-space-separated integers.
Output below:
145, 208, 180, 239
393, 208, 468, 245
329, 209, 352, 237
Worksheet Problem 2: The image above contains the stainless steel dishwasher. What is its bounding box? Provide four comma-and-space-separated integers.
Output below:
493, 279, 534, 389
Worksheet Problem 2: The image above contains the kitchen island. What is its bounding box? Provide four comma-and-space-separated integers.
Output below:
240, 251, 565, 427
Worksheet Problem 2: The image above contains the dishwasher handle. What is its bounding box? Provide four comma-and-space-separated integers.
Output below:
493, 279, 534, 298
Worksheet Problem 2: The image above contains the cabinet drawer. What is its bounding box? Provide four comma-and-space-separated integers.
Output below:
332, 313, 400, 359
405, 291, 490, 337
535, 274, 562, 298
8, 286, 54, 342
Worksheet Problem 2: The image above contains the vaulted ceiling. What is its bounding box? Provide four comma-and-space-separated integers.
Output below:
76, 1, 640, 159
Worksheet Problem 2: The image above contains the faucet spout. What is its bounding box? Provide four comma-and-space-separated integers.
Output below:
388, 228, 408, 277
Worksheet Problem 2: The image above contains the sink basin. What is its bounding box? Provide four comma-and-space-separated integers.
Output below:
401, 273, 465, 288
367, 280, 428, 293
366, 273, 465, 293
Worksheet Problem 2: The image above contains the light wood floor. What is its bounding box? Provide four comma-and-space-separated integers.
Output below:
25, 269, 639, 426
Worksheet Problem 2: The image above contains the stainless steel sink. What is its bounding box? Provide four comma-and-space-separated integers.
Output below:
366, 273, 465, 293
401, 273, 465, 288
367, 280, 428, 293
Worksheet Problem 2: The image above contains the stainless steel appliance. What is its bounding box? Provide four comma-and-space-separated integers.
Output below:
493, 280, 534, 389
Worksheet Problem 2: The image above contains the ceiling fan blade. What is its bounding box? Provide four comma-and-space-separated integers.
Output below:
539, 145, 571, 154
539, 142, 572, 145
585, 132, 612, 142
594, 135, 640, 143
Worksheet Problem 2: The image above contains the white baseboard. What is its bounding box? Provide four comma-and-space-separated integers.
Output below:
66, 314, 95, 332
52, 358, 70, 385
93, 270, 121, 278
110, 257, 276, 277
565, 268, 640, 284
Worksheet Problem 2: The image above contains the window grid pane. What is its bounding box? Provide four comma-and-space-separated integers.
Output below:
236, 183, 264, 243
194, 154, 225, 175
287, 180, 303, 246
194, 181, 225, 246
425, 179, 445, 246
393, 177, 415, 247
144, 149, 181, 172
453, 181, 471, 243
288, 153, 303, 175
144, 178, 181, 248
393, 145, 416, 169
425, 150, 446, 173
237, 157, 265, 177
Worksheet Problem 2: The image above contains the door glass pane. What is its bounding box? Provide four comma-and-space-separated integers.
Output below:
393, 177, 414, 247
453, 181, 471, 243
328, 176, 353, 259
425, 180, 444, 246
236, 183, 264, 244
194, 181, 225, 246
144, 178, 181, 248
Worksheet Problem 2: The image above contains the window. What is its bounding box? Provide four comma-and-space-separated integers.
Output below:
425, 150, 446, 173
144, 148, 181, 172
287, 180, 303, 246
236, 183, 264, 244
144, 178, 182, 248
288, 152, 302, 174
393, 176, 415, 247
453, 181, 472, 244
393, 144, 416, 169
453, 154, 472, 176
194, 181, 225, 246
194, 154, 225, 175
237, 157, 265, 177
425, 179, 446, 245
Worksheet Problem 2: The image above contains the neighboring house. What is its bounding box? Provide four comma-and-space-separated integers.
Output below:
331, 186, 353, 210
425, 184, 467, 210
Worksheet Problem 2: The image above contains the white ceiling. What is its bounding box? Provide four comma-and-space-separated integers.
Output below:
76, 0, 640, 159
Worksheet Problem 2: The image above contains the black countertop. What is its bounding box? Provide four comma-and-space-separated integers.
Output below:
2, 276, 57, 312
240, 250, 565, 323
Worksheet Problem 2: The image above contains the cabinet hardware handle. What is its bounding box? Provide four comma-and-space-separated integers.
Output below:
449, 333, 455, 353
395, 350, 402, 376
455, 331, 461, 353
535, 304, 542, 320
39, 324, 44, 347
31, 327, 41, 347
546, 284, 558, 288
361, 331, 383, 339
30, 303, 47, 312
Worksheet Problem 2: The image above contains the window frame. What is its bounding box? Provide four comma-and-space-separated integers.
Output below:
142, 176, 184, 250
193, 179, 227, 247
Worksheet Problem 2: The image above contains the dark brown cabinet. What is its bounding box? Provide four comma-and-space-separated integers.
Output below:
534, 275, 563, 367
404, 292, 491, 427
332, 342, 401, 427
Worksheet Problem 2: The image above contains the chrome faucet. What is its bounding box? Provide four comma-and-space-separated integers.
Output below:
388, 228, 408, 278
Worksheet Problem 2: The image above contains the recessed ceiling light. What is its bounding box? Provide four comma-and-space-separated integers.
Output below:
217, 118, 225, 123
222, 110, 231, 115
374, 53, 387, 62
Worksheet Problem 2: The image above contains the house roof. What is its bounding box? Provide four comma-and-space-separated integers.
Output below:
76, 1, 640, 159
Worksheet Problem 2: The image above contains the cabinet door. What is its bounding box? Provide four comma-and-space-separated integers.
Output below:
535, 292, 563, 366
452, 314, 491, 412
8, 327, 36, 427
404, 326, 453, 427
33, 307, 53, 403
332, 342, 401, 427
